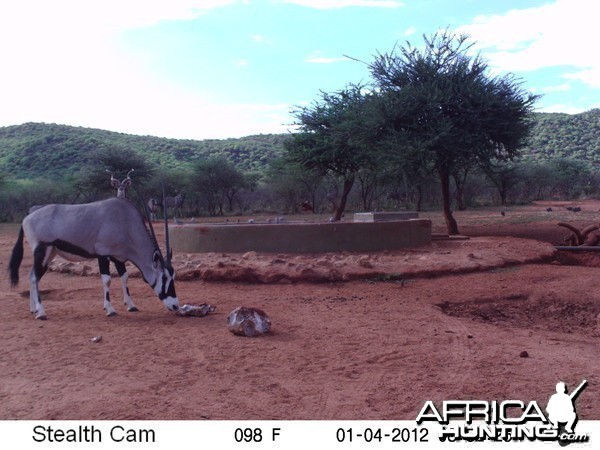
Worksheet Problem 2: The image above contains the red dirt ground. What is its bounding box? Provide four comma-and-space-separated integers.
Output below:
0, 200, 599, 420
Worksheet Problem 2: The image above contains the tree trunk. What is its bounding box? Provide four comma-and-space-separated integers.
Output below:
453, 174, 467, 211
439, 167, 459, 235
415, 185, 423, 212
499, 183, 508, 206
333, 177, 355, 221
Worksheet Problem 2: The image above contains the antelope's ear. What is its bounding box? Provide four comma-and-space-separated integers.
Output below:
123, 178, 132, 188
111, 179, 120, 189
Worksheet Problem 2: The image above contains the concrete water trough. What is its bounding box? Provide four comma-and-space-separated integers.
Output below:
171, 217, 432, 254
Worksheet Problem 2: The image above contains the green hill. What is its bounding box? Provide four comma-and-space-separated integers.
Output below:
526, 108, 600, 162
1, 108, 599, 179
0, 122, 288, 178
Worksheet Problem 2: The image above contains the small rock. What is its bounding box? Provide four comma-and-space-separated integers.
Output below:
519, 351, 529, 358
90, 336, 102, 343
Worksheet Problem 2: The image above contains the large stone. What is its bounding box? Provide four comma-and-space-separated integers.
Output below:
227, 307, 271, 337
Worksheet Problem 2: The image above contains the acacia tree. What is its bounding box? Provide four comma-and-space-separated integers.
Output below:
266, 157, 324, 213
75, 146, 155, 202
369, 29, 538, 234
286, 83, 380, 221
193, 156, 247, 216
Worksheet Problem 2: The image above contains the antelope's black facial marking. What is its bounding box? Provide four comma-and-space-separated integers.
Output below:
158, 272, 177, 300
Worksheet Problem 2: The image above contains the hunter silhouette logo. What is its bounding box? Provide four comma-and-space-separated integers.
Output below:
416, 380, 590, 444
546, 380, 587, 446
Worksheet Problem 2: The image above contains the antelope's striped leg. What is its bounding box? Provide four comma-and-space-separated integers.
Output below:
112, 259, 138, 312
98, 257, 117, 316
30, 243, 53, 320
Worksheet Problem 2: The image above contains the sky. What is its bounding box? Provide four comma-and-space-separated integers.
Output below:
0, 0, 598, 140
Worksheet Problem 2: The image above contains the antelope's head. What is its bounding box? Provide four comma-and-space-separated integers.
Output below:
145, 183, 179, 312
151, 250, 179, 311
107, 169, 134, 199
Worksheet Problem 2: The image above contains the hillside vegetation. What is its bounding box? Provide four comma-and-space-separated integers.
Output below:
0, 122, 287, 178
1, 109, 599, 179
526, 109, 600, 162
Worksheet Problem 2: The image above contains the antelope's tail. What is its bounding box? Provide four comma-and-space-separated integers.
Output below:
8, 227, 24, 287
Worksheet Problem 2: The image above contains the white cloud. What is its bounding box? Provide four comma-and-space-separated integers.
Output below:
283, 0, 403, 9
537, 104, 594, 115
403, 26, 417, 36
541, 83, 572, 93
251, 34, 266, 43
305, 56, 350, 64
305, 51, 350, 64
0, 0, 293, 139
457, 0, 599, 87
563, 67, 600, 88
0, 1, 236, 36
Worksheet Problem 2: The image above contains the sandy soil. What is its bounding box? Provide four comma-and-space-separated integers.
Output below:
0, 200, 599, 420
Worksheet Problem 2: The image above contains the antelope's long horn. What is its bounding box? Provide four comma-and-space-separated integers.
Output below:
126, 168, 135, 179
143, 197, 162, 258
107, 170, 120, 189
162, 182, 172, 267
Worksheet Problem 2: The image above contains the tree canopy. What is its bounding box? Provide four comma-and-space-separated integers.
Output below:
368, 29, 538, 234
286, 84, 381, 220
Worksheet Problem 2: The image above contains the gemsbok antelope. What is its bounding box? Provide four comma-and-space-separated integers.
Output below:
8, 197, 180, 319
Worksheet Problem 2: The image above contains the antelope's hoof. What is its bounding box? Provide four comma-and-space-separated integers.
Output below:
106, 311, 118, 317
128, 307, 139, 312
35, 314, 47, 321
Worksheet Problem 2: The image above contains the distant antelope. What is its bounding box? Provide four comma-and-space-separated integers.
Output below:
107, 169, 134, 199
164, 192, 185, 219
8, 198, 179, 319
147, 198, 161, 221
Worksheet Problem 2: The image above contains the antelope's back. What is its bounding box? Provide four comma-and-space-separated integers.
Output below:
23, 198, 144, 253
